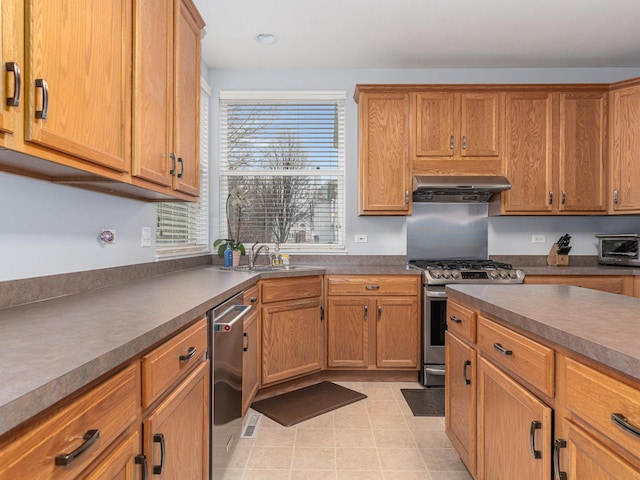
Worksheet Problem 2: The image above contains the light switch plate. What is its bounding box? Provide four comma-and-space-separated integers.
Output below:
355, 234, 368, 243
532, 234, 546, 244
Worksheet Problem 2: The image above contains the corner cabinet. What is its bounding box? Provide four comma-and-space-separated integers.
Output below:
326, 275, 420, 370
260, 276, 325, 385
355, 87, 411, 216
133, 0, 204, 197
609, 79, 640, 213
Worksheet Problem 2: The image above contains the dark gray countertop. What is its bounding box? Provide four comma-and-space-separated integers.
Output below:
446, 284, 640, 383
520, 265, 640, 275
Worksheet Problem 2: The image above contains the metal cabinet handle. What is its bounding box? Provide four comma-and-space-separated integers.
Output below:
613, 190, 619, 204
365, 285, 380, 290
493, 342, 513, 356
378, 305, 382, 320
449, 315, 462, 324
548, 191, 553, 205
561, 191, 566, 205
5, 62, 21, 107
177, 157, 184, 178
462, 135, 467, 150
54, 429, 100, 466
249, 296, 257, 304
612, 413, 640, 437
529, 421, 542, 459
135, 454, 149, 480
179, 346, 197, 362
153, 433, 165, 475
449, 135, 454, 149
405, 190, 409, 205
553, 439, 567, 480
463, 360, 471, 385
364, 305, 368, 320
169, 153, 177, 175
320, 305, 324, 321
35, 79, 48, 119
243, 332, 249, 352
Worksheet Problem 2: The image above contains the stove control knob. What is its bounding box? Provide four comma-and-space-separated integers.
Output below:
431, 270, 442, 279
508, 270, 518, 279
442, 271, 451, 279
489, 271, 499, 279
451, 270, 460, 279
499, 270, 509, 279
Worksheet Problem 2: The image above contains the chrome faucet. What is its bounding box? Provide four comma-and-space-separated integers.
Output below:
249, 243, 270, 269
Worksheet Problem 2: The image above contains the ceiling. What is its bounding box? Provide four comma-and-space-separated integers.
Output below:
193, 0, 640, 70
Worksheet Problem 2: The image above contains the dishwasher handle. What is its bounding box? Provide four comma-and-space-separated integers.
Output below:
213, 304, 251, 333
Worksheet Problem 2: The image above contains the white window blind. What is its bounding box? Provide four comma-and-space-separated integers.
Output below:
219, 91, 345, 251
156, 81, 210, 256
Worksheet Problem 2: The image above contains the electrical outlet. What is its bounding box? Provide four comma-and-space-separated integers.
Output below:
532, 234, 546, 244
141, 227, 151, 247
354, 234, 368, 243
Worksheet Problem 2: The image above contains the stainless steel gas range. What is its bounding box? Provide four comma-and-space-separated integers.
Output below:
406, 196, 525, 387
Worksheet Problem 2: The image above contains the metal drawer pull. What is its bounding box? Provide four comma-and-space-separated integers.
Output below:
553, 438, 567, 480
169, 153, 177, 175
462, 135, 467, 150
135, 454, 149, 480
463, 360, 471, 385
249, 296, 257, 304
378, 305, 382, 320
365, 285, 380, 290
364, 305, 368, 320
449, 135, 454, 149
493, 343, 513, 356
549, 191, 553, 205
6, 62, 21, 107
611, 413, 640, 437
153, 433, 165, 474
449, 315, 462, 324
35, 79, 48, 119
177, 157, 184, 178
529, 421, 542, 459
243, 332, 249, 352
179, 346, 197, 362
54, 429, 100, 466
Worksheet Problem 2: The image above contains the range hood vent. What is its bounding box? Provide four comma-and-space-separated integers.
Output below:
412, 175, 511, 203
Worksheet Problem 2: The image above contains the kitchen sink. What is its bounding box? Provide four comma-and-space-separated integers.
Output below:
213, 265, 309, 273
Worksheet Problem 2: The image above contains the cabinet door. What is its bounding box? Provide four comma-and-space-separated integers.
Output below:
556, 420, 640, 480
445, 332, 476, 476
610, 85, 640, 212
133, 0, 173, 187
414, 92, 455, 157
460, 93, 501, 158
242, 309, 259, 416
26, 0, 131, 172
358, 92, 411, 215
171, 0, 201, 196
0, 0, 19, 136
327, 296, 369, 368
375, 296, 419, 368
477, 357, 552, 480
503, 92, 554, 213
143, 361, 209, 480
262, 297, 324, 385
80, 430, 142, 480
558, 92, 607, 213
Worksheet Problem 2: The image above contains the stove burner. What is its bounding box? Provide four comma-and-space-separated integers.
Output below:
410, 259, 514, 271
408, 259, 525, 285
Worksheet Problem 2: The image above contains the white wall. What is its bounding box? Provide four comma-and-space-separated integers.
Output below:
210, 67, 640, 256
2, 67, 640, 282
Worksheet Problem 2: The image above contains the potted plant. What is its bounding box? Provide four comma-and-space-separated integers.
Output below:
214, 186, 248, 264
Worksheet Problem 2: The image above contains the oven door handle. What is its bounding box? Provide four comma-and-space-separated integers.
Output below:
426, 290, 448, 298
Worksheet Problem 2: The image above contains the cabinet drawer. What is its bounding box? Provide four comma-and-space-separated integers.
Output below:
262, 276, 322, 303
243, 283, 260, 306
446, 300, 477, 343
563, 356, 640, 458
142, 317, 208, 407
477, 316, 554, 397
0, 364, 138, 479
327, 275, 419, 296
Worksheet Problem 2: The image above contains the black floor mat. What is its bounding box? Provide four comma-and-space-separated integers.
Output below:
401, 388, 445, 416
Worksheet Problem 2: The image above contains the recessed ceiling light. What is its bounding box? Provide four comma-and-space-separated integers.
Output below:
255, 33, 278, 45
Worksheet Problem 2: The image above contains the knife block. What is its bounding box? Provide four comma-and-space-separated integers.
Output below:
547, 243, 569, 266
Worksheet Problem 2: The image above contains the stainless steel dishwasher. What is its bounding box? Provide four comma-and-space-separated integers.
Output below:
208, 292, 251, 479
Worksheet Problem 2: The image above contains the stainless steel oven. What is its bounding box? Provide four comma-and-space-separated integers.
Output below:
423, 287, 448, 387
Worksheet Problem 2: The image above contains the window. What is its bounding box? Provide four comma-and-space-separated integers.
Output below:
156, 80, 210, 256
219, 91, 345, 251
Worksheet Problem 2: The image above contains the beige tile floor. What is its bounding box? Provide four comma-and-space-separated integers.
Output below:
221, 381, 473, 480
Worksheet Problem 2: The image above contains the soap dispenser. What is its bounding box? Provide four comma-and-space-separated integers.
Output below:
224, 242, 233, 267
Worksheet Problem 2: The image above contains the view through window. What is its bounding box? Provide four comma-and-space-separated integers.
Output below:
219, 91, 345, 251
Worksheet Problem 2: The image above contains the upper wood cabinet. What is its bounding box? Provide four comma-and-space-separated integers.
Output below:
133, 0, 204, 197
25, 0, 132, 173
356, 89, 411, 216
609, 80, 640, 213
500, 89, 607, 215
0, 0, 19, 137
414, 92, 501, 158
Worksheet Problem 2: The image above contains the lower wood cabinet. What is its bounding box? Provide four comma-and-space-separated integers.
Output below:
242, 307, 259, 416
260, 276, 324, 386
326, 275, 420, 370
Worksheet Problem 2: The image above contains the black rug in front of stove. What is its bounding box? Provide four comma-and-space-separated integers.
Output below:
401, 388, 445, 416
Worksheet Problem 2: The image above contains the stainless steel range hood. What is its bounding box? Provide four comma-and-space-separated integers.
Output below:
412, 175, 511, 203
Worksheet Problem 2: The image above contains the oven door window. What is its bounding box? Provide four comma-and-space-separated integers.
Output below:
429, 300, 447, 347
